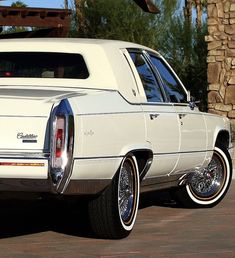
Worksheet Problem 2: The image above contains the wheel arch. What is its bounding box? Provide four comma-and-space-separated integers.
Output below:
215, 130, 230, 149
124, 149, 153, 181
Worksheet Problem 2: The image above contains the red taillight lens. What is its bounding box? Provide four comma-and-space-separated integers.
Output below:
53, 116, 66, 168
56, 128, 64, 158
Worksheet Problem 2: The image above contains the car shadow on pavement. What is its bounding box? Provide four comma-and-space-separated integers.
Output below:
0, 198, 95, 239
0, 190, 180, 239
139, 190, 181, 210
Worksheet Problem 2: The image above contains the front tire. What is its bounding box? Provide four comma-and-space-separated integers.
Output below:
88, 155, 140, 239
172, 145, 232, 208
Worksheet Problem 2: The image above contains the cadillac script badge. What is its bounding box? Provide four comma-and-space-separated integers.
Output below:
17, 133, 38, 143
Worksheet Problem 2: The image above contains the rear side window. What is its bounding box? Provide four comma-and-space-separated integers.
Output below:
129, 52, 164, 103
0, 52, 89, 79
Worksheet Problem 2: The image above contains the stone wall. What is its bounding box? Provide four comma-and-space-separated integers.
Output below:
207, 0, 235, 128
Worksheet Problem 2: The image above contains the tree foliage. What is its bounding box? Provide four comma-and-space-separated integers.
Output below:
70, 0, 178, 48
159, 15, 207, 110
11, 1, 27, 7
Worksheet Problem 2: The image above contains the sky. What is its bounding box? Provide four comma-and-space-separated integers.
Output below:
2, 0, 64, 8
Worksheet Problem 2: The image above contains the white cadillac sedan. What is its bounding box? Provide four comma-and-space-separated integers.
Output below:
0, 38, 233, 239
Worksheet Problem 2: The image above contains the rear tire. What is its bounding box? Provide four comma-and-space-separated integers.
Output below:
172, 145, 232, 208
88, 155, 139, 239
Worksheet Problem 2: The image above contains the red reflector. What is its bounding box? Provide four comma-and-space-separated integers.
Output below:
0, 162, 44, 167
3, 71, 13, 77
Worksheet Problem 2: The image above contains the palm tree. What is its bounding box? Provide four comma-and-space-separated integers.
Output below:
184, 0, 207, 30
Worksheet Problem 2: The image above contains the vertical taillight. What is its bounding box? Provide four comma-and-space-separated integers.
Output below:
53, 116, 66, 169
50, 100, 74, 186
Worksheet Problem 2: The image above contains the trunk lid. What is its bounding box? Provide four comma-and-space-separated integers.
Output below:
0, 87, 76, 153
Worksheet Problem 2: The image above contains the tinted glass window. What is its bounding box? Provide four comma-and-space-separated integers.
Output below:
0, 52, 89, 79
130, 52, 164, 103
150, 55, 187, 103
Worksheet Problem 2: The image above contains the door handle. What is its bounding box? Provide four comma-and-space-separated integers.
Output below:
179, 114, 187, 119
150, 114, 159, 120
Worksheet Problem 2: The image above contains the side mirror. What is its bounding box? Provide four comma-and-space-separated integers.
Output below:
189, 96, 200, 110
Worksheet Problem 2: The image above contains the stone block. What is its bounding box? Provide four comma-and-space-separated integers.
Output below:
230, 18, 235, 24
224, 2, 231, 12
215, 103, 232, 111
230, 12, 235, 18
220, 84, 226, 98
205, 35, 214, 42
208, 25, 218, 34
223, 19, 229, 24
228, 42, 235, 48
208, 63, 221, 83
228, 110, 235, 118
227, 49, 235, 57
216, 56, 225, 61
217, 2, 224, 18
225, 85, 235, 104
208, 18, 218, 25
231, 3, 235, 11
218, 25, 225, 31
207, 56, 216, 62
229, 77, 235, 84
220, 68, 226, 84
208, 104, 215, 109
209, 50, 224, 56
208, 41, 222, 50
208, 4, 216, 17
208, 91, 223, 103
209, 84, 220, 90
225, 24, 235, 34
225, 57, 232, 70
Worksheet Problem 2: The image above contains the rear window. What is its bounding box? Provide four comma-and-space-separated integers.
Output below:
0, 52, 89, 79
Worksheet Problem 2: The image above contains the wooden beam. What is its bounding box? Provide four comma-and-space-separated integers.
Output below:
0, 6, 71, 28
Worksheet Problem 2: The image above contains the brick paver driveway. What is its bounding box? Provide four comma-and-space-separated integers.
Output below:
0, 181, 234, 258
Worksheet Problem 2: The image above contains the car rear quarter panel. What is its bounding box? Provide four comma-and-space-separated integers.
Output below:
67, 91, 149, 180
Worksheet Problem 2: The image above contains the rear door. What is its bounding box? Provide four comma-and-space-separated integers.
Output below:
126, 49, 180, 177
148, 53, 207, 173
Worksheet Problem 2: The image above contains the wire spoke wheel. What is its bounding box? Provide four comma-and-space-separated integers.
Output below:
118, 157, 137, 226
172, 145, 232, 208
189, 151, 226, 200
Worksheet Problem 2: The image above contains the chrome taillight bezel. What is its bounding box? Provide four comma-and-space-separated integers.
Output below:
50, 99, 74, 190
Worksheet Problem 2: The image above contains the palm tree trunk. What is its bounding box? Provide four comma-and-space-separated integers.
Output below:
184, 0, 192, 26
74, 0, 85, 34
64, 0, 68, 9
195, 0, 203, 30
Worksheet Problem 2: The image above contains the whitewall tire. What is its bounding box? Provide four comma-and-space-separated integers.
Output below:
172, 145, 232, 208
